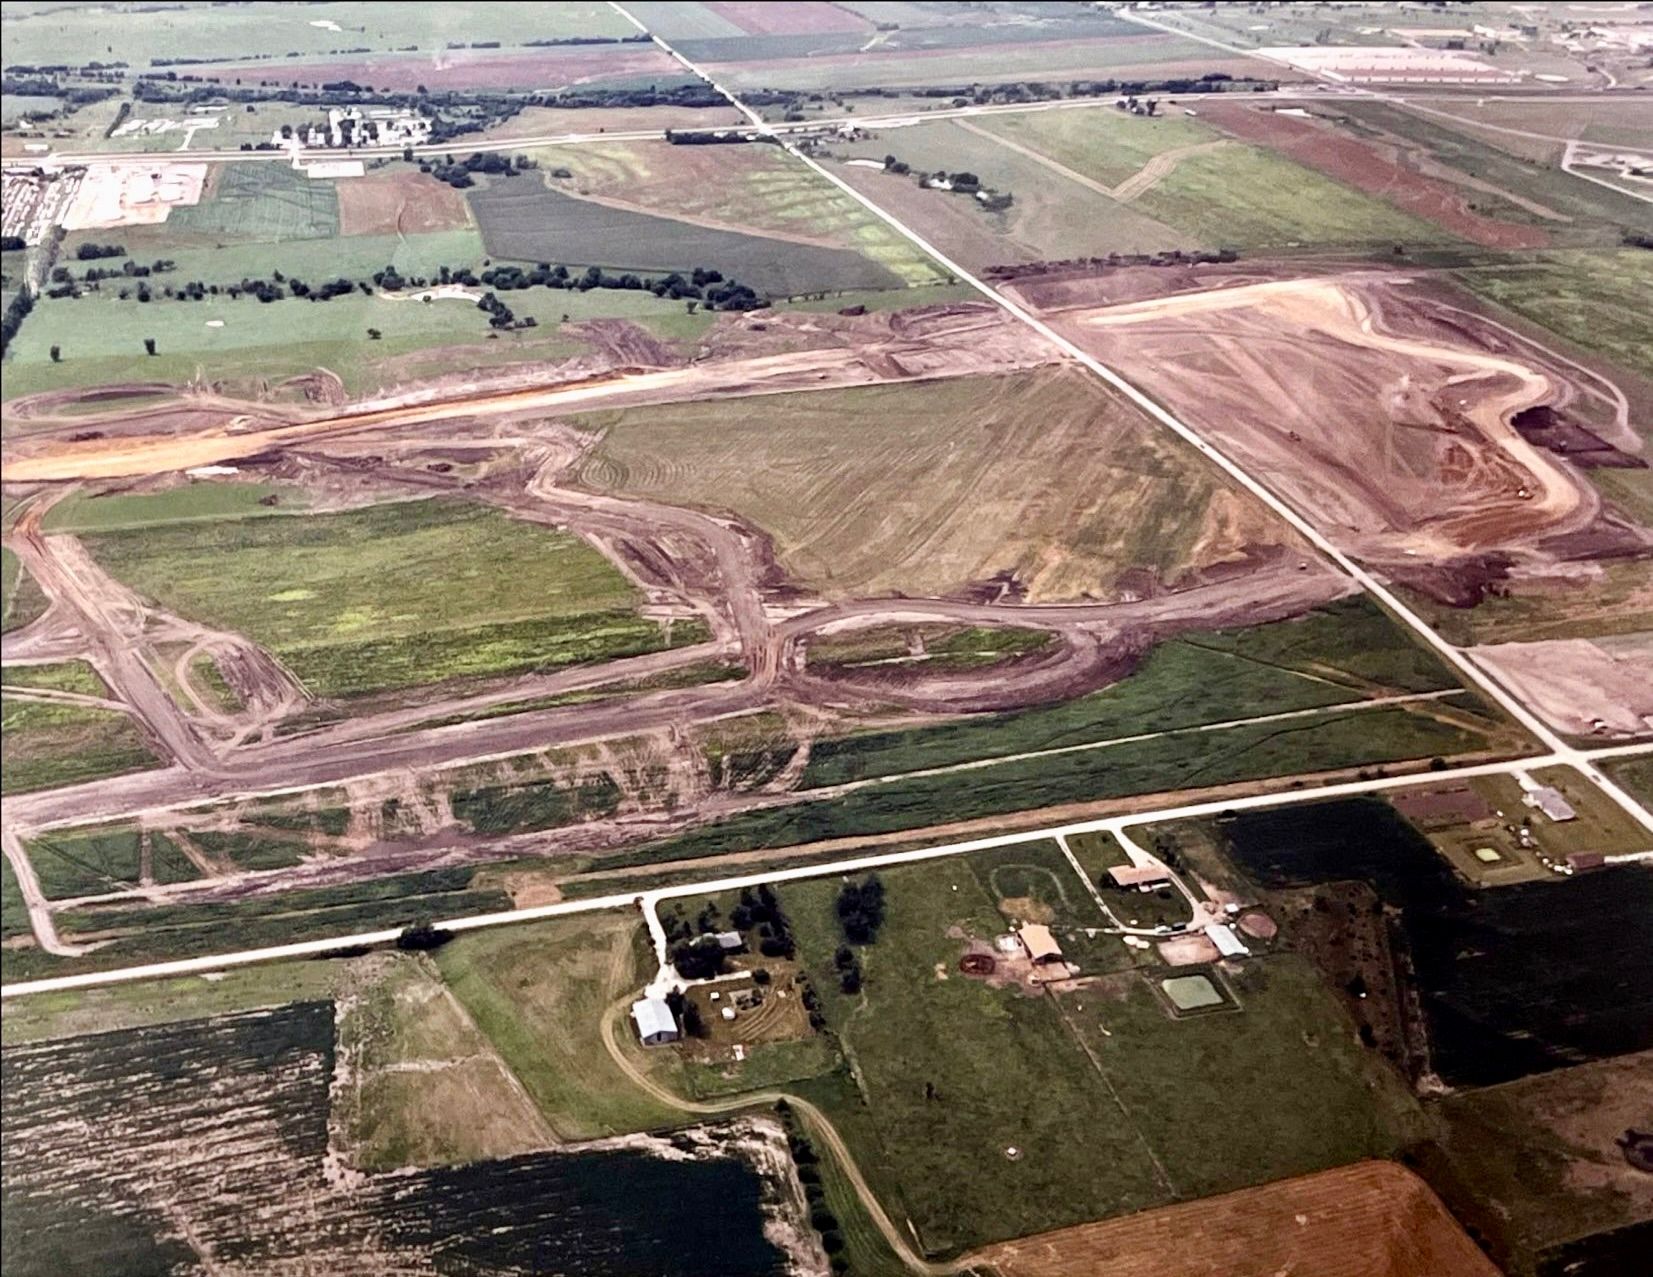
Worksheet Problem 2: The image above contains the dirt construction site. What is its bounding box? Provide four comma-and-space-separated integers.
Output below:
1011, 261, 1649, 606
2, 256, 1647, 945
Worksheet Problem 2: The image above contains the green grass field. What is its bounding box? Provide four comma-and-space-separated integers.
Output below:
976, 106, 1220, 188
436, 912, 687, 1139
0, 286, 691, 402
545, 140, 945, 287
774, 855, 1421, 1254
66, 229, 486, 291
166, 164, 340, 242
1, 658, 105, 697
76, 495, 681, 698
0, 1, 632, 67
24, 823, 200, 900
0, 867, 510, 984
1131, 141, 1447, 249
42, 481, 308, 533
1, 662, 162, 795
801, 599, 1464, 788
839, 107, 1444, 254
1604, 756, 1653, 809
1, 546, 50, 632
1456, 250, 1653, 382
0, 959, 345, 1046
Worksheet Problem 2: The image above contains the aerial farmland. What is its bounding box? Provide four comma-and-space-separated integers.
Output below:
2, 2, 1650, 1275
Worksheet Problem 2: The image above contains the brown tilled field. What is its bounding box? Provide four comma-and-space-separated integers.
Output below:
571, 364, 1293, 602
336, 170, 473, 237
972, 1160, 1501, 1277
1200, 102, 1549, 250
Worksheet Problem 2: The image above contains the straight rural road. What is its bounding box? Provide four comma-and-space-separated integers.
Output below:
7, 744, 1647, 999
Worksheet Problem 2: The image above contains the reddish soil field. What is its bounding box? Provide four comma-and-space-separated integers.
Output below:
973, 1161, 1501, 1277
198, 46, 679, 93
704, 1, 871, 35
336, 170, 472, 237
1202, 103, 1549, 250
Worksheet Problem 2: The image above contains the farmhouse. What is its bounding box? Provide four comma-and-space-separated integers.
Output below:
630, 996, 679, 1047
1018, 924, 1064, 965
1523, 786, 1576, 823
1108, 863, 1171, 891
711, 930, 745, 952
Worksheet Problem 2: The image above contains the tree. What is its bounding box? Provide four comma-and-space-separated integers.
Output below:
367, 327, 382, 340
396, 919, 452, 950
143, 337, 156, 356
49, 344, 61, 362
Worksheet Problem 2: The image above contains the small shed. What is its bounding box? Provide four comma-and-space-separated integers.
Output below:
631, 996, 679, 1047
1019, 924, 1064, 964
1566, 852, 1606, 873
1205, 923, 1250, 959
1108, 864, 1171, 892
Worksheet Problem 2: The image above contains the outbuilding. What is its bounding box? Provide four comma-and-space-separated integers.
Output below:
631, 996, 679, 1047
1523, 787, 1576, 823
1205, 923, 1251, 958
1108, 864, 1171, 891
1018, 923, 1064, 964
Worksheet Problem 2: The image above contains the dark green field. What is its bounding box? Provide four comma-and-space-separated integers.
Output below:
469, 181, 902, 298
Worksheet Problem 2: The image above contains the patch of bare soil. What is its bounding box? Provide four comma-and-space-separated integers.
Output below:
1470, 637, 1653, 738
971, 1160, 1501, 1277
336, 169, 473, 237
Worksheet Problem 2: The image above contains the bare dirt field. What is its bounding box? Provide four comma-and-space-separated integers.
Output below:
60, 163, 206, 231
1470, 637, 1653, 739
1021, 266, 1650, 603
1200, 102, 1550, 249
971, 1160, 1500, 1277
199, 46, 682, 93
336, 169, 473, 237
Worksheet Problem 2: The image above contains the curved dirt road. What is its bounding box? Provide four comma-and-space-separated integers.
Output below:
597, 993, 961, 1277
